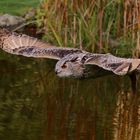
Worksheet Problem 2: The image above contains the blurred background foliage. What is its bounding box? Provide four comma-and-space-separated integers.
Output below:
0, 0, 140, 57
35, 0, 140, 57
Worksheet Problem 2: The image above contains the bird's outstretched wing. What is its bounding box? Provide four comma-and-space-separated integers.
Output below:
0, 28, 83, 60
84, 53, 140, 75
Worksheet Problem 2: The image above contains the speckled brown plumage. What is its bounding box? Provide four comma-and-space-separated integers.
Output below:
1, 28, 140, 78
0, 28, 83, 60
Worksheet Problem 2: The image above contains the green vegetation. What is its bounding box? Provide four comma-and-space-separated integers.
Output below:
0, 0, 139, 57
35, 0, 140, 57
0, 0, 39, 15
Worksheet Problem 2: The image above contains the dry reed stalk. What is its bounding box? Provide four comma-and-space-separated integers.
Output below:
79, 20, 82, 50
116, 2, 121, 36
99, 9, 103, 51
135, 0, 140, 51
123, 0, 128, 35
73, 12, 77, 48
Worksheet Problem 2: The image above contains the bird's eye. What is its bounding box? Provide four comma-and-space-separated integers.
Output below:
61, 64, 67, 69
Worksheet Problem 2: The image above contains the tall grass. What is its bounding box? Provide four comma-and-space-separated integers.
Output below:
36, 0, 140, 57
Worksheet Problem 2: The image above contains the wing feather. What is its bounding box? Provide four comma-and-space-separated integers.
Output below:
84, 53, 140, 75
0, 28, 83, 60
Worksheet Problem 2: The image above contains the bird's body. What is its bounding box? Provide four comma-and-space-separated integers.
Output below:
55, 52, 140, 78
0, 27, 140, 79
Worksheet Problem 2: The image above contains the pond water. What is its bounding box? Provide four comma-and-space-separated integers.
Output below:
0, 52, 140, 140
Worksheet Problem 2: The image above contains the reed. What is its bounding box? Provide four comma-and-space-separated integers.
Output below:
36, 0, 140, 56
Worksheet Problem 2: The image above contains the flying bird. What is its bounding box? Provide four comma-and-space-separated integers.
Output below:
0, 27, 140, 80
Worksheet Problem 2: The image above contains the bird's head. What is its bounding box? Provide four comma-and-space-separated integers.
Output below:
55, 53, 86, 78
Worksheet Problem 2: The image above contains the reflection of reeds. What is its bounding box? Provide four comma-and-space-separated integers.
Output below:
41, 76, 119, 140
41, 76, 99, 140
113, 91, 140, 140
36, 0, 140, 55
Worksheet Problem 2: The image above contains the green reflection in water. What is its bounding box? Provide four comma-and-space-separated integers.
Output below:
0, 52, 140, 140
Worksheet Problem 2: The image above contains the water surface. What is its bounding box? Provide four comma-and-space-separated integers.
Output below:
0, 52, 140, 140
